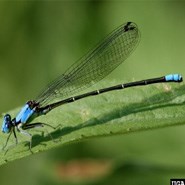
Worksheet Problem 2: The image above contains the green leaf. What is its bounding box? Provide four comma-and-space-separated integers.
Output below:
0, 82, 185, 165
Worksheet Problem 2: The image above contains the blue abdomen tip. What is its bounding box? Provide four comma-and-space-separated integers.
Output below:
165, 74, 183, 82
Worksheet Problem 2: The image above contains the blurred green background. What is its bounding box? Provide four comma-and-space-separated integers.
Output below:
0, 1, 185, 185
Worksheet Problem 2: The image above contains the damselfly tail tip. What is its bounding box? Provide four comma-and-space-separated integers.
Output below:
178, 75, 183, 82
165, 74, 183, 82
174, 74, 183, 82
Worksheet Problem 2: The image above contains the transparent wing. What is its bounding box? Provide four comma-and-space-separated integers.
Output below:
36, 22, 140, 106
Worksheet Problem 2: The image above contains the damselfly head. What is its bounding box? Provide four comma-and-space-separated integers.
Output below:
2, 114, 12, 133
